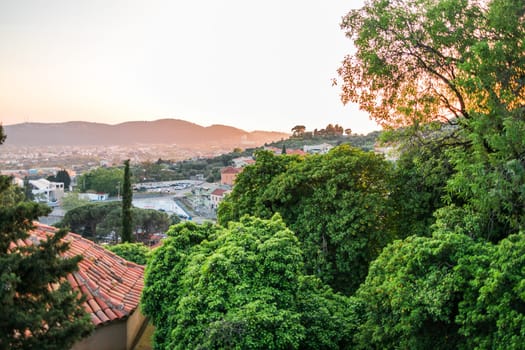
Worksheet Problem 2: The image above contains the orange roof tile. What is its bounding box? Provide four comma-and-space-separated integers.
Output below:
23, 223, 145, 327
211, 188, 228, 196
220, 166, 242, 174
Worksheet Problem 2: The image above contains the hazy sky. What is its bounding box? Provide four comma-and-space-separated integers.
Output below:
0, 0, 379, 134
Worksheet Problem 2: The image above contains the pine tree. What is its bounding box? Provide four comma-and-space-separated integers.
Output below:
0, 126, 93, 349
121, 159, 133, 243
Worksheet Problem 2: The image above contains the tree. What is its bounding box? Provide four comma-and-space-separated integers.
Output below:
338, 0, 525, 242
350, 233, 485, 349
217, 150, 302, 224
58, 202, 169, 243
281, 143, 287, 154
57, 202, 120, 239
0, 126, 93, 349
47, 169, 71, 191
337, 0, 481, 128
60, 192, 90, 211
106, 242, 150, 265
142, 215, 353, 349
219, 145, 395, 295
291, 125, 306, 138
22, 176, 34, 201
350, 229, 525, 349
77, 167, 123, 196
121, 159, 133, 243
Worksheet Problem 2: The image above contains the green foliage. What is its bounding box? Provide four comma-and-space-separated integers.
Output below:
0, 127, 92, 349
352, 233, 481, 349
106, 242, 150, 265
47, 169, 71, 190
77, 166, 123, 196
340, 0, 525, 243
388, 127, 455, 238
58, 202, 121, 239
60, 192, 91, 211
351, 231, 525, 349
456, 234, 525, 349
57, 202, 169, 242
219, 145, 394, 295
142, 216, 352, 349
122, 159, 133, 243
217, 150, 302, 223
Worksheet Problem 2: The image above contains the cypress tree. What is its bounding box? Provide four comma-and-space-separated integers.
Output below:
121, 159, 133, 243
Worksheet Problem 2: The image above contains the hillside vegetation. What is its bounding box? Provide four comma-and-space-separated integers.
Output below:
142, 0, 525, 348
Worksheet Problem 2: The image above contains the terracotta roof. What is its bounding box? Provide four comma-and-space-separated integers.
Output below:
221, 166, 242, 174
23, 223, 145, 327
286, 149, 306, 155
211, 188, 228, 196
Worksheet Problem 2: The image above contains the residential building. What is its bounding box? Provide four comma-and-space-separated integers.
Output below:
220, 166, 242, 186
232, 156, 255, 168
303, 143, 333, 154
29, 178, 64, 205
210, 188, 230, 209
78, 192, 109, 201
24, 223, 150, 350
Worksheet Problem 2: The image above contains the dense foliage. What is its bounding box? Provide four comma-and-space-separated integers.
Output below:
219, 146, 395, 295
351, 232, 525, 349
0, 127, 92, 349
339, 0, 525, 242
77, 166, 123, 196
141, 0, 525, 348
57, 202, 169, 242
106, 242, 150, 265
142, 216, 353, 349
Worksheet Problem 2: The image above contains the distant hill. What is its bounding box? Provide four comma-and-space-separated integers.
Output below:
3, 119, 289, 147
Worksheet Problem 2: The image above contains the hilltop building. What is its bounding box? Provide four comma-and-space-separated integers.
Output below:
303, 143, 333, 154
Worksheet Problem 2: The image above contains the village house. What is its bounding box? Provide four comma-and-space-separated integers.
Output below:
220, 166, 242, 186
210, 188, 230, 209
25, 223, 150, 350
303, 143, 333, 154
29, 178, 65, 205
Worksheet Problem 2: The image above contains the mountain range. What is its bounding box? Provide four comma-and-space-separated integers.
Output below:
3, 119, 289, 147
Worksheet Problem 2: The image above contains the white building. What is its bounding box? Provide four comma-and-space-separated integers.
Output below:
303, 143, 333, 154
210, 188, 229, 209
29, 178, 64, 205
78, 192, 109, 201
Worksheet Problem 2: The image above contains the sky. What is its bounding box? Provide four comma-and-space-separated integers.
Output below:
0, 0, 380, 134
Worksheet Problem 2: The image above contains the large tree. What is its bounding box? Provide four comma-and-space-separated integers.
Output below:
0, 126, 92, 349
57, 202, 169, 242
338, 0, 525, 242
219, 145, 394, 295
77, 166, 123, 196
142, 216, 353, 350
350, 230, 525, 349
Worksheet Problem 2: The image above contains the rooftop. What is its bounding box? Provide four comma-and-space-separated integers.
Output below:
22, 223, 145, 327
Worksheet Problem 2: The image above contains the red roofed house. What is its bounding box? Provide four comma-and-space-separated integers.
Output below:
220, 166, 243, 186
27, 223, 150, 350
210, 188, 230, 209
